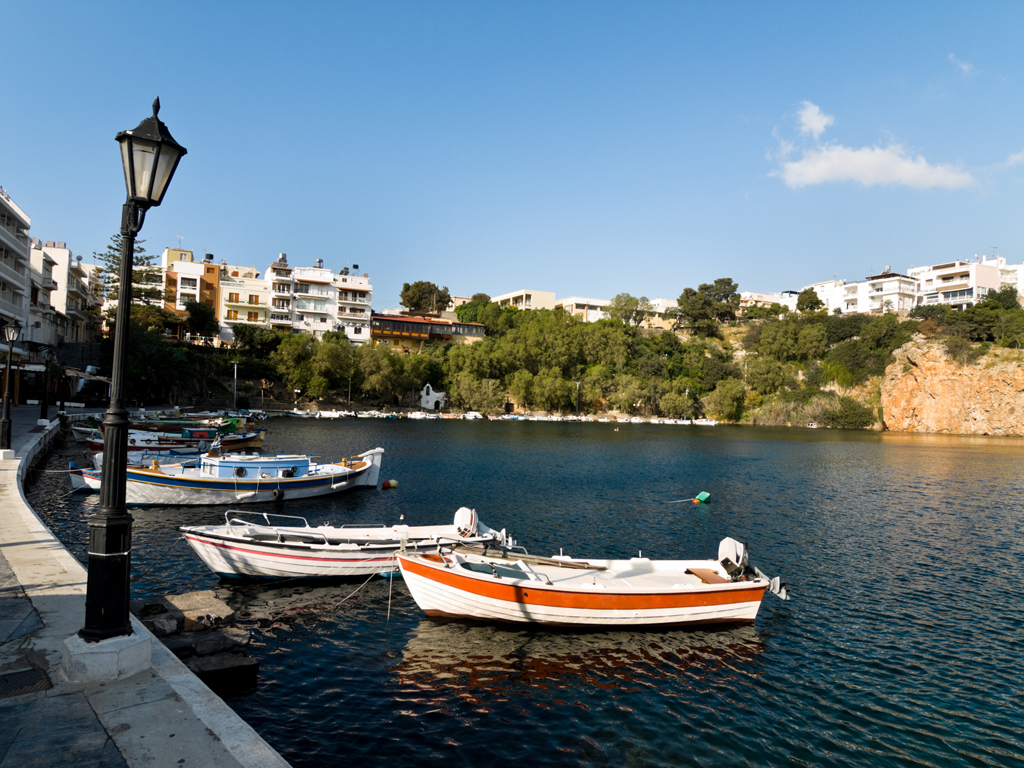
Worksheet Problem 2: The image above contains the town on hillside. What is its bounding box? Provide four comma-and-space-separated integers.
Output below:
3, 184, 1022, 424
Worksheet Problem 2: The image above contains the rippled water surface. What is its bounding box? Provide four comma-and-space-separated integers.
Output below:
31, 420, 1024, 767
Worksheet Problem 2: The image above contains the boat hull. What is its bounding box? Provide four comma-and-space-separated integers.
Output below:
122, 448, 383, 506
398, 553, 767, 627
181, 533, 408, 579
181, 508, 505, 579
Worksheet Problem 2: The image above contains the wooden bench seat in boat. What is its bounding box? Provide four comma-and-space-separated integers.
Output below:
684, 567, 730, 584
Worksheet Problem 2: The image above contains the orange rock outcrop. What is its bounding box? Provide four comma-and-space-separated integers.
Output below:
881, 337, 1024, 435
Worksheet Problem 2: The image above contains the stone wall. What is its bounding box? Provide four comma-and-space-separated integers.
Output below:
881, 337, 1024, 435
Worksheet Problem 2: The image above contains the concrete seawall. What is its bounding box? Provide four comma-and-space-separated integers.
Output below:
0, 410, 290, 767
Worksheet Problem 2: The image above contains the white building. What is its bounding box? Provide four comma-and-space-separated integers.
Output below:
0, 187, 31, 340
492, 289, 556, 311
40, 241, 96, 342
906, 260, 1000, 310
262, 254, 372, 344
332, 265, 371, 344
27, 240, 60, 347
554, 296, 609, 322
739, 290, 799, 314
420, 383, 447, 411
219, 271, 270, 342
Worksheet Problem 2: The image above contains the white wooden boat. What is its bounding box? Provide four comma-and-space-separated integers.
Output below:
180, 507, 513, 579
115, 447, 383, 506
397, 537, 787, 627
69, 462, 102, 492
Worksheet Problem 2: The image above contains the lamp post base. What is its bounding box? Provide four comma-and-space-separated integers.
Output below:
62, 631, 152, 682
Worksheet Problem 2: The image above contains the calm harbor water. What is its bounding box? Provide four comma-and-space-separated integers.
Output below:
30, 419, 1024, 767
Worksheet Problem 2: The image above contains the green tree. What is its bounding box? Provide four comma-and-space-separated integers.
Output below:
796, 288, 824, 312
606, 293, 654, 326
455, 300, 489, 324
796, 323, 828, 360
470, 292, 491, 303
270, 334, 317, 394
703, 378, 745, 421
673, 287, 719, 336
92, 233, 164, 304
507, 369, 534, 410
400, 281, 451, 313
125, 304, 179, 333
758, 319, 799, 361
746, 358, 785, 395
231, 324, 284, 357
672, 278, 739, 337
183, 299, 220, 338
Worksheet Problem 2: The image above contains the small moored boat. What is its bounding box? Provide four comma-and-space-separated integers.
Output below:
117, 447, 384, 505
180, 507, 512, 579
397, 537, 787, 628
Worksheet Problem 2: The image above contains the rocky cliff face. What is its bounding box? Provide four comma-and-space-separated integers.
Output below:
881, 337, 1024, 435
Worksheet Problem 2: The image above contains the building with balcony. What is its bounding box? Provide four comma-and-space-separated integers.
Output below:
370, 313, 483, 352
554, 296, 610, 323
27, 240, 60, 348
332, 264, 372, 344
163, 250, 222, 313
0, 187, 31, 339
492, 289, 556, 311
219, 272, 269, 339
40, 241, 99, 343
907, 260, 1000, 310
739, 291, 800, 315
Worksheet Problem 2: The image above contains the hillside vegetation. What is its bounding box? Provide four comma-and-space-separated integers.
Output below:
109, 283, 1024, 428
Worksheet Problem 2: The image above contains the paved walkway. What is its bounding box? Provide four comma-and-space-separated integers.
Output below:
0, 406, 289, 767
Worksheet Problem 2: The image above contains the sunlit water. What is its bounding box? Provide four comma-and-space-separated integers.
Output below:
29, 420, 1024, 767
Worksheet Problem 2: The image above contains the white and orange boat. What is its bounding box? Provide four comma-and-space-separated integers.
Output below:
397, 537, 788, 628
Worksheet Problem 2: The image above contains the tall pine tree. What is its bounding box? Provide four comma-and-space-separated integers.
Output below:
92, 233, 165, 305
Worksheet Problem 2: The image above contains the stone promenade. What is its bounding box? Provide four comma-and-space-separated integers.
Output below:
0, 406, 289, 767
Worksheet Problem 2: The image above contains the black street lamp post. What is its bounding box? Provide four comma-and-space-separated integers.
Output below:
80, 98, 186, 642
1, 321, 23, 451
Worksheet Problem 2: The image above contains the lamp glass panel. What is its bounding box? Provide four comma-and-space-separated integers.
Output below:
150, 144, 182, 205
130, 137, 161, 202
119, 140, 134, 197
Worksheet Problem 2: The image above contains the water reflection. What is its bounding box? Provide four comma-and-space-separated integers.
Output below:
393, 619, 764, 703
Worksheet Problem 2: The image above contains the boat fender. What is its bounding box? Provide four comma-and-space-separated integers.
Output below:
272, 488, 285, 500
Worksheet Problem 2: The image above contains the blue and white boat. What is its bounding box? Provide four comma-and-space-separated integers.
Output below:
117, 447, 384, 506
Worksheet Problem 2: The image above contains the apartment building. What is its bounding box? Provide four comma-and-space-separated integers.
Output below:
332, 265, 371, 343
0, 187, 30, 341
739, 291, 800, 314
492, 289, 556, 311
554, 296, 610, 322
906, 260, 1001, 310
220, 271, 269, 340
27, 240, 59, 347
162, 249, 222, 315
39, 241, 99, 343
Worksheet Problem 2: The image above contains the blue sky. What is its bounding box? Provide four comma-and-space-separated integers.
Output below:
4, 2, 1024, 309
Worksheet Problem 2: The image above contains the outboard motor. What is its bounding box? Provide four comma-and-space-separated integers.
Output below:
453, 507, 479, 537
718, 537, 749, 579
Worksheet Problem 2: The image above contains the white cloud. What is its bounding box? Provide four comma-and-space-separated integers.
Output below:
1007, 149, 1024, 166
776, 144, 975, 189
948, 53, 975, 75
797, 101, 834, 140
